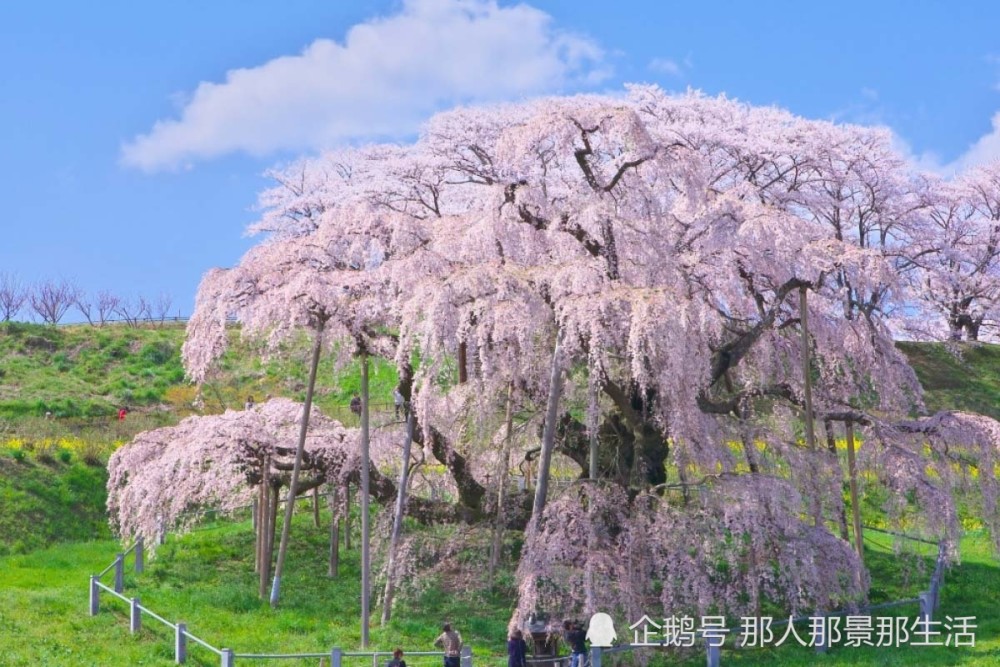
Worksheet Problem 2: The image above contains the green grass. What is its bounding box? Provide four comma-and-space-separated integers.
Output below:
0, 454, 110, 557
897, 341, 1000, 421
3, 328, 1000, 665
0, 321, 187, 418
0, 512, 514, 667
0, 515, 996, 666
0, 321, 399, 429
685, 531, 1000, 666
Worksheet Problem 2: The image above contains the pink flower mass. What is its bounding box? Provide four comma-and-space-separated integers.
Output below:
111, 87, 1000, 622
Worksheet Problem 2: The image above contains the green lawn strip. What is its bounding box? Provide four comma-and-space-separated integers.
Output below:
2, 513, 997, 666
0, 456, 110, 556
661, 531, 1000, 666
0, 512, 513, 666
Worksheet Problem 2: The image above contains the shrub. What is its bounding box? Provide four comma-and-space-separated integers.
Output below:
34, 439, 59, 464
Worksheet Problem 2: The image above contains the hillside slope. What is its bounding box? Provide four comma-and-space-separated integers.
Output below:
2, 321, 996, 421
897, 341, 1000, 420
0, 321, 397, 421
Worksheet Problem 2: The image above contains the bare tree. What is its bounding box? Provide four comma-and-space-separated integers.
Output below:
153, 292, 173, 325
0, 272, 29, 321
116, 295, 152, 328
29, 279, 79, 325
97, 290, 120, 326
73, 291, 96, 326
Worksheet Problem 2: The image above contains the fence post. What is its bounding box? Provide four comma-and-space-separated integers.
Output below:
919, 591, 932, 624
813, 611, 827, 654
590, 646, 601, 667
705, 638, 720, 667
330, 647, 342, 667
130, 597, 141, 633
135, 536, 144, 574
461, 645, 472, 667
252, 498, 258, 532
89, 575, 100, 616
221, 648, 234, 667
114, 553, 124, 593
176, 622, 187, 664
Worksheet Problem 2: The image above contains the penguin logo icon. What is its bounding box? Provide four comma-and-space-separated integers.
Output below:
586, 613, 617, 647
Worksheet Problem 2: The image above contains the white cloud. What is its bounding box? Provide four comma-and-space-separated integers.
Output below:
943, 111, 1000, 174
648, 58, 682, 77
648, 54, 692, 78
121, 0, 608, 171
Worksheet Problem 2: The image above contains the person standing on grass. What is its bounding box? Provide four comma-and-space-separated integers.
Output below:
435, 623, 463, 667
387, 648, 407, 667
507, 629, 528, 667
393, 387, 405, 419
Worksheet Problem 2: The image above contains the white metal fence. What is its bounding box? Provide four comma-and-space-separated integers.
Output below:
88, 538, 473, 666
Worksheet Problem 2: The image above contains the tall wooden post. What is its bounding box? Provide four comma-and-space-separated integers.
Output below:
800, 287, 820, 527
846, 420, 864, 565
313, 486, 321, 528
490, 382, 515, 580
800, 287, 816, 451
328, 485, 340, 578
533, 333, 564, 521
381, 406, 415, 624
360, 352, 371, 647
270, 320, 325, 607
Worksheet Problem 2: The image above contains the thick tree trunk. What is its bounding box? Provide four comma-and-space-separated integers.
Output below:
381, 407, 415, 625
458, 342, 468, 384
360, 352, 372, 647
532, 334, 564, 522
269, 321, 325, 607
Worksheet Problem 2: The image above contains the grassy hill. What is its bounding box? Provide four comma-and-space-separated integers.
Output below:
0, 320, 398, 423
0, 454, 109, 557
2, 321, 998, 423
2, 325, 1000, 664
897, 341, 1000, 420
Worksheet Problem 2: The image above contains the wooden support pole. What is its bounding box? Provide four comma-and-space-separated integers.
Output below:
89, 575, 99, 616
135, 536, 144, 574
175, 622, 187, 664
846, 421, 864, 565
114, 553, 124, 593
130, 597, 141, 634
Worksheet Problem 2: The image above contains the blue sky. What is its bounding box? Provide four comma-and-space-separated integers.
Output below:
3, 0, 1000, 319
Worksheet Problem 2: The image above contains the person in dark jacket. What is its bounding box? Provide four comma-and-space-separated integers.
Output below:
507, 629, 527, 667
563, 620, 587, 667
387, 648, 407, 667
